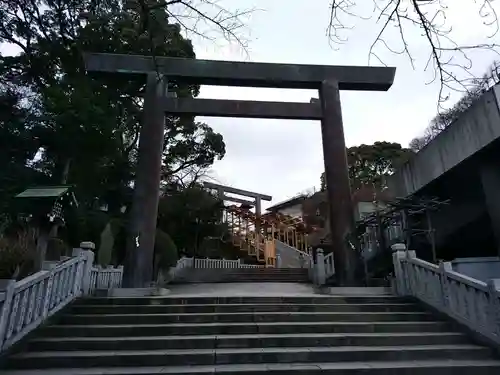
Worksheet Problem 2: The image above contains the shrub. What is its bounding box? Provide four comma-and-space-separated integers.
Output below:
154, 229, 178, 275
0, 229, 36, 280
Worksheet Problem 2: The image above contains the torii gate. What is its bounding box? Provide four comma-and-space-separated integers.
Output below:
203, 181, 272, 252
83, 52, 395, 287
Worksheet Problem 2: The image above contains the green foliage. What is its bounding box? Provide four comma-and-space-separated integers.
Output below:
64, 208, 111, 249
0, 0, 225, 214
0, 1, 228, 267
157, 184, 226, 257
98, 222, 115, 266
46, 237, 70, 261
0, 230, 36, 279
154, 228, 178, 274
320, 142, 412, 191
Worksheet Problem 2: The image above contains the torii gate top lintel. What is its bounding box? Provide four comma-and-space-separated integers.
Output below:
203, 182, 272, 207
83, 53, 396, 91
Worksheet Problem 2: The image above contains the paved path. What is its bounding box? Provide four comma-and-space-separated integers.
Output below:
165, 283, 393, 297
166, 282, 319, 297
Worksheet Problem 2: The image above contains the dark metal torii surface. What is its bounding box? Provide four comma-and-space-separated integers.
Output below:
83, 52, 396, 287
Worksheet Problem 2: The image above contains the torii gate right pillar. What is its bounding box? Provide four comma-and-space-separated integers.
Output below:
320, 80, 356, 285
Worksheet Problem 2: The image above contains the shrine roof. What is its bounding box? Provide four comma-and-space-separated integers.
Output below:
16, 186, 72, 199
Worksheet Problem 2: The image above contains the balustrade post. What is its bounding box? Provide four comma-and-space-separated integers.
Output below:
0, 280, 16, 351
315, 249, 326, 285
79, 242, 95, 296
117, 266, 124, 288
405, 250, 417, 295
439, 262, 453, 311
276, 254, 281, 269
392, 247, 408, 296
487, 279, 500, 337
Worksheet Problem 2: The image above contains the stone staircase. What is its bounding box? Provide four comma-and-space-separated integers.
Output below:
172, 267, 310, 284
3, 294, 500, 374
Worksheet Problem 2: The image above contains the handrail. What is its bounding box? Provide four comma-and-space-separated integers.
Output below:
0, 252, 90, 352
393, 249, 500, 344
90, 265, 124, 292
0, 244, 124, 353
324, 251, 335, 279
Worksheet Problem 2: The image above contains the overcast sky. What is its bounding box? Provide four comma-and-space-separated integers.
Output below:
2, 1, 499, 210
189, 0, 500, 209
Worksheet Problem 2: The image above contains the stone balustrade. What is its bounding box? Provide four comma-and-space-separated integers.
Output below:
308, 249, 335, 285
393, 249, 500, 345
0, 242, 124, 353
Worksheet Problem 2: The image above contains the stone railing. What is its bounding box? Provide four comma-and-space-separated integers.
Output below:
310, 248, 335, 285
174, 257, 266, 269
89, 265, 124, 292
0, 242, 124, 353
194, 258, 241, 269
239, 263, 266, 268
0, 246, 94, 353
275, 240, 311, 269
393, 249, 500, 345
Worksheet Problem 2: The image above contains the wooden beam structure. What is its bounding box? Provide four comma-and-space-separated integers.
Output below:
84, 53, 396, 91
163, 98, 322, 120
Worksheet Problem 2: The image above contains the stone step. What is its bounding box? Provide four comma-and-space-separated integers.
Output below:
7, 345, 492, 369
204, 271, 309, 274
74, 295, 409, 306
58, 311, 435, 325
70, 302, 423, 314
25, 332, 470, 352
40, 321, 453, 337
172, 278, 311, 283
4, 360, 500, 375
171, 278, 312, 283
218, 271, 309, 274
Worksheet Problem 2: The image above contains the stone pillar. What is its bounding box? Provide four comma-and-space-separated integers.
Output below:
276, 254, 281, 268
480, 161, 500, 256
79, 241, 95, 295
439, 262, 453, 311
487, 279, 500, 337
315, 248, 326, 285
255, 197, 262, 250
319, 80, 356, 286
124, 73, 168, 287
392, 248, 407, 296
0, 280, 15, 350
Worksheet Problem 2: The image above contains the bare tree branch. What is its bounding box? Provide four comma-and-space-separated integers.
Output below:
327, 0, 500, 108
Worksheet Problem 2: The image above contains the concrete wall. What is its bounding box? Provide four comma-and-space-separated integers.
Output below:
275, 240, 308, 268
451, 257, 500, 283
433, 200, 485, 247
389, 87, 500, 197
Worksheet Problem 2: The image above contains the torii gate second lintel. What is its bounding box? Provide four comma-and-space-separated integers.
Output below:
83, 53, 396, 287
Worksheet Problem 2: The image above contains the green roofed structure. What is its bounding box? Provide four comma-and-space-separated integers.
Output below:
15, 186, 79, 269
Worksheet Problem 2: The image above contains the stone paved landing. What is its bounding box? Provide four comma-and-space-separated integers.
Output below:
166, 282, 319, 297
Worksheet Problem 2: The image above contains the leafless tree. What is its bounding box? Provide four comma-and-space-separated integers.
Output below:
137, 0, 254, 52
409, 59, 500, 151
327, 0, 500, 108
